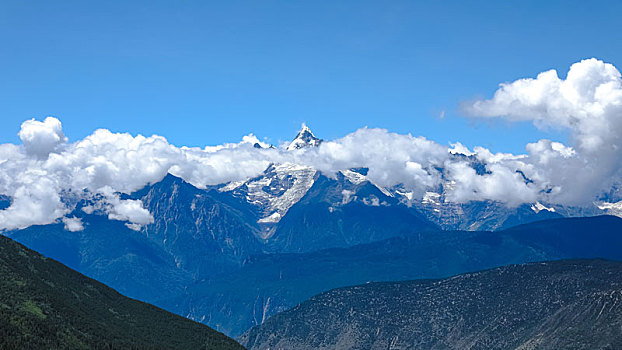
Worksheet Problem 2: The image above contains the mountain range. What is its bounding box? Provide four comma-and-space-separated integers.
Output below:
4, 126, 622, 337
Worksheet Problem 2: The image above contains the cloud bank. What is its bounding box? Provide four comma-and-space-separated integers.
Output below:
0, 58, 620, 231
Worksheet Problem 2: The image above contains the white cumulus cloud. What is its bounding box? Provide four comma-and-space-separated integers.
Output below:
62, 216, 84, 232
106, 196, 154, 226
18, 117, 68, 159
465, 58, 622, 204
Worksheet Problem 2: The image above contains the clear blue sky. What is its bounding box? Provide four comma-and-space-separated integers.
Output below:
1, 0, 620, 152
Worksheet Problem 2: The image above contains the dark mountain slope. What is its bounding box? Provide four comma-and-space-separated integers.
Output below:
503, 215, 622, 257
167, 215, 622, 336
0, 233, 243, 350
241, 259, 622, 350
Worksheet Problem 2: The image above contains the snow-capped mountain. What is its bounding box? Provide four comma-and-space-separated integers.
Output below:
216, 125, 324, 238
220, 163, 317, 238
213, 124, 615, 234
285, 124, 322, 150
216, 125, 437, 242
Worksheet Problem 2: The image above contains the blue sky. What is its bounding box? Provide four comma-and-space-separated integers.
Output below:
1, 0, 620, 152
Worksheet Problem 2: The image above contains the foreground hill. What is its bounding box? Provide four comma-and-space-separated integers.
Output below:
0, 234, 243, 350
241, 259, 622, 350
166, 215, 622, 336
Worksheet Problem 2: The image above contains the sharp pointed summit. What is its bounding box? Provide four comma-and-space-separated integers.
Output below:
286, 123, 322, 151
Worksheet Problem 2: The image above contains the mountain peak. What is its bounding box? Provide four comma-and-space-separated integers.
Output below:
287, 124, 322, 151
